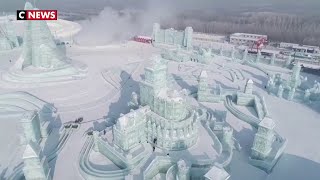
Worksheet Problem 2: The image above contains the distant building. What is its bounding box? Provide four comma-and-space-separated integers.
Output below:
279, 42, 319, 54
230, 33, 267, 46
193, 32, 225, 44
279, 42, 298, 49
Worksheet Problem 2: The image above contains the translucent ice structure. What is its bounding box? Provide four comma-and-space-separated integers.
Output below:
2, 2, 87, 85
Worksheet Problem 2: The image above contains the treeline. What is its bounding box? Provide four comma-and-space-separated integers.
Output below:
162, 12, 320, 46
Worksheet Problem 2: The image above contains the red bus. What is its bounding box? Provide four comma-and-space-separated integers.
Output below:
133, 36, 152, 44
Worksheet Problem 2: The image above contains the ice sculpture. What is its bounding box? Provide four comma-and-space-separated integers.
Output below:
152, 23, 193, 50
177, 159, 191, 180
304, 81, 320, 101
231, 47, 235, 61
270, 53, 276, 65
222, 126, 234, 148
20, 110, 50, 145
162, 46, 212, 64
242, 48, 248, 61
204, 164, 230, 180
0, 16, 19, 50
139, 55, 198, 150
256, 50, 261, 63
249, 117, 287, 172
197, 70, 222, 103
161, 47, 190, 62
21, 2, 67, 69
83, 54, 236, 179
218, 46, 223, 56
237, 79, 256, 105
277, 84, 284, 97
0, 36, 12, 50
127, 92, 139, 109
244, 79, 253, 94
251, 117, 276, 160
113, 107, 149, 151
191, 48, 212, 64
23, 141, 51, 180
2, 2, 87, 84
266, 62, 304, 101
288, 62, 302, 89
285, 55, 293, 67
106, 55, 199, 151
197, 70, 209, 101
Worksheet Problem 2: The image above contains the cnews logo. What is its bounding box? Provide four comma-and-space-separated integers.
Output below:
17, 10, 57, 20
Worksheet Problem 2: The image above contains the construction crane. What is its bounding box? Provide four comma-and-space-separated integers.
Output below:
250, 37, 268, 53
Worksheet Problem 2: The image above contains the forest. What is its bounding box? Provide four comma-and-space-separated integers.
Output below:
162, 11, 320, 46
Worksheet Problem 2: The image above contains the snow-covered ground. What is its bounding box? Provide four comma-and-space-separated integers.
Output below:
0, 17, 319, 180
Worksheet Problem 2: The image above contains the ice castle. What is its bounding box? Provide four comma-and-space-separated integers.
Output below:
137, 55, 198, 150
113, 55, 198, 151
152, 23, 193, 50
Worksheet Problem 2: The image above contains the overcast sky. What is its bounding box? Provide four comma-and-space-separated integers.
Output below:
1, 0, 320, 15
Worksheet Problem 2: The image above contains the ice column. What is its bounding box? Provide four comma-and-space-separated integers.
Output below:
304, 89, 311, 102
289, 62, 302, 88
197, 70, 208, 101
219, 46, 224, 56
287, 88, 295, 101
243, 48, 248, 61
251, 117, 275, 160
277, 85, 284, 98
270, 53, 276, 65
231, 47, 235, 61
184, 26, 193, 50
222, 126, 233, 148
152, 23, 160, 43
128, 92, 139, 109
285, 56, 292, 67
256, 50, 261, 63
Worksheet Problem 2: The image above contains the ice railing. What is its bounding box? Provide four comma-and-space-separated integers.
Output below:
208, 47, 288, 66
78, 136, 130, 179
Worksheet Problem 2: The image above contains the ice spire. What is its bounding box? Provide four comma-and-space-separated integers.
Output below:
21, 1, 67, 69
23, 141, 51, 180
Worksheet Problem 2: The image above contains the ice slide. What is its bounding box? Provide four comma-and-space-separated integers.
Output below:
224, 95, 260, 128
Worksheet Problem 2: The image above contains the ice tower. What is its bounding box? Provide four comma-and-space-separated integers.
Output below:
139, 55, 198, 150
197, 70, 209, 101
288, 62, 302, 89
23, 141, 51, 180
251, 117, 275, 160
